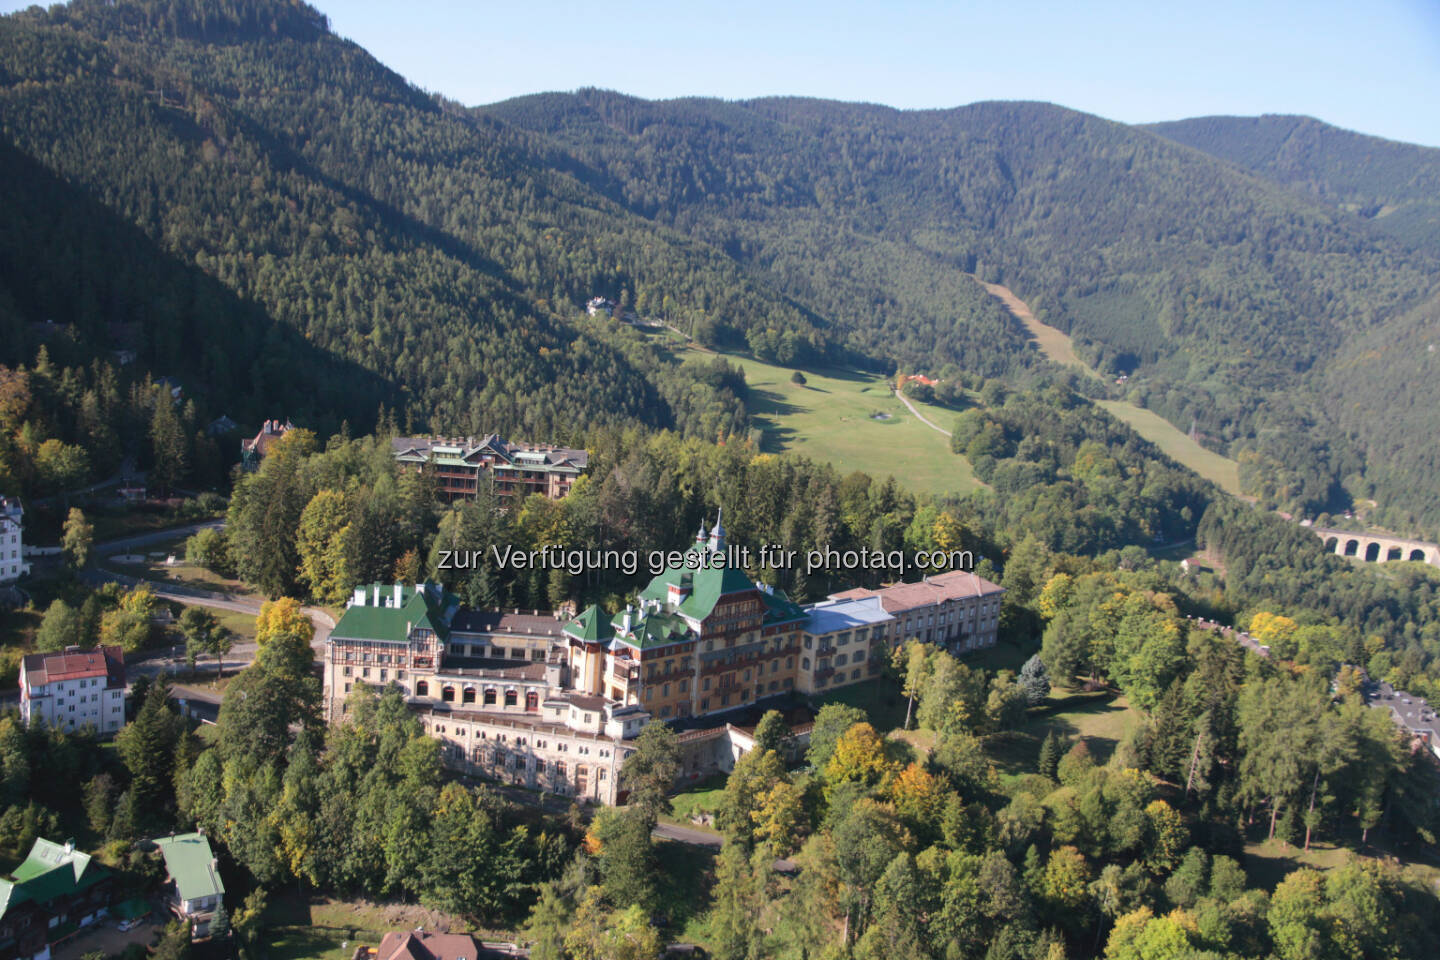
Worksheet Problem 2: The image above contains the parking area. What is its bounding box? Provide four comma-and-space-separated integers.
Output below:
52, 919, 161, 960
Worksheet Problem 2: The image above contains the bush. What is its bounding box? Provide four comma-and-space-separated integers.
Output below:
790, 370, 807, 385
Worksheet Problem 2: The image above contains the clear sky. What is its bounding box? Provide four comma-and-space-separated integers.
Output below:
5, 0, 1439, 146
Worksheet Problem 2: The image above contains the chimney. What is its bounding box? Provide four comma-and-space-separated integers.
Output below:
373, 584, 381, 606
394, 583, 403, 606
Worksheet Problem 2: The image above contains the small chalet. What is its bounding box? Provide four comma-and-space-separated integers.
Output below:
154, 833, 225, 938
368, 930, 485, 960
0, 839, 114, 960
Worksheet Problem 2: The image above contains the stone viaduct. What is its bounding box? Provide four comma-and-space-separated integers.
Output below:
1312, 528, 1440, 567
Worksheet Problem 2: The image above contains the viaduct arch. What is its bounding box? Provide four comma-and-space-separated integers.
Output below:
1312, 528, 1440, 567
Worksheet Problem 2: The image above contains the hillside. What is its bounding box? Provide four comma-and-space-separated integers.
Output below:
0, 0, 849, 444
1147, 114, 1440, 251
3, 0, 1440, 527
482, 91, 1440, 528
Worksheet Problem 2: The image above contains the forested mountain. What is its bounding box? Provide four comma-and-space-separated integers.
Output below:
1147, 114, 1440, 251
3, 0, 1440, 529
482, 91, 1440, 530
0, 0, 839, 445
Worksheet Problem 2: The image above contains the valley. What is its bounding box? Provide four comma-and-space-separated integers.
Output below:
979, 281, 1245, 497
1, 4, 1439, 960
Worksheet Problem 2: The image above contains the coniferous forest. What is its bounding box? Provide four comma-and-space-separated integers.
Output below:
2, 3, 1440, 960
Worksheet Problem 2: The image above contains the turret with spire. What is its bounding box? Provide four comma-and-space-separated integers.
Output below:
707, 507, 726, 553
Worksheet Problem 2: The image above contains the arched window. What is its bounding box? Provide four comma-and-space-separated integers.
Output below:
484, 688, 497, 706
504, 689, 518, 708
462, 687, 476, 705
442, 686, 455, 703
414, 680, 428, 697
525, 691, 539, 711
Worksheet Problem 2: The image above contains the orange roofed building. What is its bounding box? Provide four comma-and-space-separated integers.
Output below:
19, 645, 127, 735
368, 931, 484, 960
830, 568, 1004, 653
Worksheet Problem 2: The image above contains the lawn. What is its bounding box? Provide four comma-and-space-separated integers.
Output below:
1241, 829, 1440, 893
260, 890, 498, 960
977, 279, 1101, 378
671, 343, 981, 498
811, 676, 909, 734
1097, 400, 1242, 496
88, 508, 208, 543
667, 774, 728, 824
985, 688, 1142, 776
970, 280, 1243, 497
655, 838, 718, 933
106, 537, 259, 599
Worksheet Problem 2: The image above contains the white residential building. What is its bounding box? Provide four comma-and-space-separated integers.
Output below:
20, 646, 127, 735
0, 496, 28, 583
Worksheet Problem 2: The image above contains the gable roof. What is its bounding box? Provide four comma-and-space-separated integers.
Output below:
153, 833, 224, 903
333, 584, 454, 645
0, 838, 109, 920
830, 569, 1003, 613
375, 931, 483, 960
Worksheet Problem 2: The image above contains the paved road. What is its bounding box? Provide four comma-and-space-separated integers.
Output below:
653, 820, 723, 848
94, 520, 223, 557
895, 389, 952, 437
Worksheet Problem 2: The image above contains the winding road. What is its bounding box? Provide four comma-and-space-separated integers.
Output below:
894, 389, 952, 437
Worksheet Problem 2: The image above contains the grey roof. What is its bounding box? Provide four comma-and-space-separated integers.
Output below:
1368, 682, 1440, 740
803, 595, 894, 635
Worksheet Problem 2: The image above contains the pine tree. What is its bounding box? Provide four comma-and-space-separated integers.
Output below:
148, 389, 189, 494
209, 902, 230, 939
1037, 730, 1061, 781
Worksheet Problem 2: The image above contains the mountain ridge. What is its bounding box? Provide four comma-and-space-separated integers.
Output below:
3, 0, 1440, 530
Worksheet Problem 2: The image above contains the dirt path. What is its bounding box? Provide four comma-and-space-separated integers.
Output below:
894, 390, 951, 437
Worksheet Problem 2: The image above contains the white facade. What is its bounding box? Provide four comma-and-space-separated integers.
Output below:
20, 647, 127, 735
0, 497, 28, 583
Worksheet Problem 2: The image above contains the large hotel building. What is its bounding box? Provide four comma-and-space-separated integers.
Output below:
323, 517, 1003, 804
390, 434, 587, 502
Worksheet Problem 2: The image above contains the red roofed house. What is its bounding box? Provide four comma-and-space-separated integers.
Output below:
240, 418, 295, 471
371, 930, 485, 960
19, 646, 127, 735
830, 568, 1004, 653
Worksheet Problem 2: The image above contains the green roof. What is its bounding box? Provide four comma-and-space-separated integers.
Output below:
620, 538, 805, 650
613, 608, 691, 650
638, 551, 755, 622
154, 833, 224, 902
637, 552, 799, 625
332, 583, 453, 645
564, 606, 614, 643
0, 839, 109, 920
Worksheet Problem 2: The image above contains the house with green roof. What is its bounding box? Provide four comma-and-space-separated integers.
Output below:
0, 839, 113, 960
153, 833, 224, 938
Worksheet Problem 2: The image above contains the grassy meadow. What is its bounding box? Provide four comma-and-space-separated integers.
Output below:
672, 343, 981, 498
